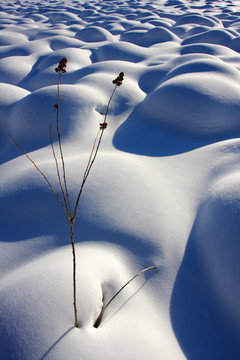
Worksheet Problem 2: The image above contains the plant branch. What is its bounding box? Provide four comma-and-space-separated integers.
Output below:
50, 106, 70, 219
70, 223, 79, 327
82, 129, 101, 183
93, 265, 157, 328
9, 133, 70, 221
56, 73, 72, 219
72, 85, 118, 222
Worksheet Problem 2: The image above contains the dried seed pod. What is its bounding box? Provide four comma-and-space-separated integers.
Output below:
100, 122, 108, 130
55, 57, 68, 73
112, 72, 124, 86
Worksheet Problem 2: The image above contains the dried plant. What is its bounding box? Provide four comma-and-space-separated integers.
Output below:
10, 59, 124, 328
93, 265, 157, 328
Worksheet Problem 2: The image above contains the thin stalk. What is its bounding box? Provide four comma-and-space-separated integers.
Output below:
56, 73, 72, 219
93, 265, 157, 328
83, 129, 101, 182
55, 73, 78, 327
72, 85, 118, 222
81, 86, 118, 183
68, 84, 119, 327
70, 222, 79, 328
9, 133, 70, 221
50, 107, 69, 218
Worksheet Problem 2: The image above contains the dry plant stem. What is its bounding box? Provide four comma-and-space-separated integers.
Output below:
50, 108, 79, 327
84, 85, 118, 181
70, 222, 79, 328
10, 70, 123, 329
83, 129, 101, 182
10, 132, 79, 326
50, 108, 70, 218
69, 85, 118, 327
9, 134, 69, 220
54, 74, 78, 327
56, 75, 78, 326
68, 85, 118, 327
93, 265, 157, 328
72, 85, 118, 221
56, 73, 72, 219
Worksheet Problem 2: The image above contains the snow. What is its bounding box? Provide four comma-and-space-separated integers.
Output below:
1, 0, 240, 359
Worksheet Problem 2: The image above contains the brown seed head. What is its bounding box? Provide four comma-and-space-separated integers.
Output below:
112, 72, 124, 86
55, 57, 68, 73
100, 122, 108, 130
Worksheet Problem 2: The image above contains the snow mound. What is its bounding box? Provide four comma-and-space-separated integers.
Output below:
180, 42, 238, 56
114, 57, 240, 155
9, 84, 107, 153
186, 25, 214, 37
182, 29, 235, 46
92, 41, 151, 63
120, 29, 148, 44
192, 171, 240, 333
45, 11, 80, 23
176, 14, 220, 27
130, 60, 240, 137
162, 58, 240, 83
120, 27, 179, 46
0, 56, 33, 85
0, 242, 171, 360
0, 83, 29, 154
140, 27, 180, 46
170, 160, 240, 360
0, 82, 29, 107
35, 48, 91, 73
74, 26, 114, 42
0, 32, 27, 46
229, 36, 240, 52
49, 36, 84, 51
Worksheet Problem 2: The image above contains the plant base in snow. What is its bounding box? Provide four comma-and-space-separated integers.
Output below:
93, 265, 157, 328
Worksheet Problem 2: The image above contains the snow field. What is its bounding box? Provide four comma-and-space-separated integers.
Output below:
1, 0, 240, 359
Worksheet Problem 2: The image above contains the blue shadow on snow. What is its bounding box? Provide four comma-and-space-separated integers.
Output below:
170, 219, 240, 360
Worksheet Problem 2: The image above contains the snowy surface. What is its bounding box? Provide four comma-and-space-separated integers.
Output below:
1, 0, 240, 359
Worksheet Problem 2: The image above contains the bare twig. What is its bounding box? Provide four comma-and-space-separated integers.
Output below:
55, 73, 72, 220
93, 265, 157, 328
72, 83, 119, 222
70, 222, 79, 327
9, 133, 70, 221
50, 105, 70, 219
82, 129, 101, 183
